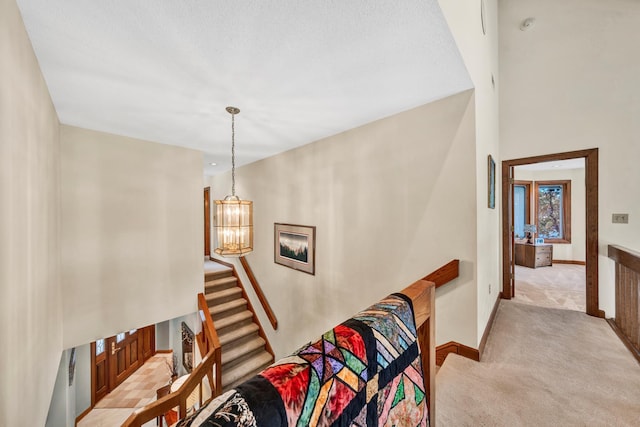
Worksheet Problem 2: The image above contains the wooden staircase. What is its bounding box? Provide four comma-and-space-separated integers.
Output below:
204, 260, 274, 391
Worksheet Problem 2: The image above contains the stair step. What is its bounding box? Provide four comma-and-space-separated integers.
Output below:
222, 335, 266, 366
222, 351, 273, 390
210, 298, 247, 319
218, 323, 259, 347
206, 287, 243, 305
213, 310, 253, 332
205, 269, 234, 282
205, 276, 238, 293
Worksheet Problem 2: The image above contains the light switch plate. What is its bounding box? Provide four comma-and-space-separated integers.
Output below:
612, 213, 629, 224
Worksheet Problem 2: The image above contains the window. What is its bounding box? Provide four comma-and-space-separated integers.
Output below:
95, 339, 105, 356
514, 181, 531, 239
535, 180, 571, 243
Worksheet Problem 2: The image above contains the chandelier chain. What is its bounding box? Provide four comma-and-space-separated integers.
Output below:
231, 111, 236, 196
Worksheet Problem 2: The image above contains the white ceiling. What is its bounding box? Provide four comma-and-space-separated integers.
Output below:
16, 0, 472, 175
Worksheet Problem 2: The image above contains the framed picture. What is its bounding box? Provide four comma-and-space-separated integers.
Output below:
535, 237, 545, 245
181, 322, 194, 373
488, 154, 496, 209
274, 223, 316, 275
68, 347, 76, 386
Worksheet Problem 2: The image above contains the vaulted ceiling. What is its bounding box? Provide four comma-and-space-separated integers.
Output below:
17, 0, 472, 175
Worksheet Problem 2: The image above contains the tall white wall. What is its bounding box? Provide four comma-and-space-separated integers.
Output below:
0, 0, 62, 425
438, 0, 502, 344
61, 125, 203, 348
499, 0, 640, 317
209, 90, 478, 357
515, 167, 586, 262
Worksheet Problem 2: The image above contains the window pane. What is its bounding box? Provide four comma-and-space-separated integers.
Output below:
96, 339, 105, 356
129, 329, 137, 335
116, 332, 126, 343
538, 185, 563, 239
514, 185, 526, 238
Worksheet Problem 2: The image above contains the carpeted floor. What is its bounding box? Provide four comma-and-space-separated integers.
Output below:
436, 301, 640, 426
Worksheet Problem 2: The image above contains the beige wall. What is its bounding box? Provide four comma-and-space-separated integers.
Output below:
0, 0, 62, 425
61, 125, 203, 349
515, 167, 586, 262
209, 90, 478, 357
500, 0, 640, 317
438, 0, 502, 344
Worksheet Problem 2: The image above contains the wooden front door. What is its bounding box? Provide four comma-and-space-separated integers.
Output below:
91, 325, 155, 406
108, 329, 142, 389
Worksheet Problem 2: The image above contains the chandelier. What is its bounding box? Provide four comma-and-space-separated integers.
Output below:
214, 107, 253, 257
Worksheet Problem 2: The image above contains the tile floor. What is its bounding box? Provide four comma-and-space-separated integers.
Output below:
79, 353, 174, 427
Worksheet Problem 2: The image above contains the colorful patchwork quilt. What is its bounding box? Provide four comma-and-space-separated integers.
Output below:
177, 293, 428, 426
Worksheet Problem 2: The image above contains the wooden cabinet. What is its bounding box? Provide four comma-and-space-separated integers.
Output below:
515, 243, 553, 268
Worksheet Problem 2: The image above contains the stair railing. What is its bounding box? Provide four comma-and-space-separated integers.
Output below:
607, 245, 640, 363
121, 293, 222, 427
239, 256, 278, 329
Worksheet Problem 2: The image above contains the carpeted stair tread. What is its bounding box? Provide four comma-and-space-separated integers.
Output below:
222, 350, 273, 390
213, 310, 253, 331
218, 323, 259, 347
210, 298, 247, 317
205, 276, 238, 291
222, 335, 266, 366
206, 286, 243, 305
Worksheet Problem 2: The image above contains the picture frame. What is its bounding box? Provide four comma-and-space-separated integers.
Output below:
68, 347, 76, 386
488, 154, 496, 209
535, 237, 545, 245
274, 223, 316, 275
181, 322, 194, 373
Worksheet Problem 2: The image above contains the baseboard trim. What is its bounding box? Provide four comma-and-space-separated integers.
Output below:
606, 318, 640, 364
436, 292, 502, 366
552, 260, 586, 265
478, 292, 502, 359
155, 349, 173, 354
75, 406, 92, 426
436, 341, 479, 366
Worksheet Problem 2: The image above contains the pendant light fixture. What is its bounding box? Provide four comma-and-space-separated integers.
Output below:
214, 106, 253, 257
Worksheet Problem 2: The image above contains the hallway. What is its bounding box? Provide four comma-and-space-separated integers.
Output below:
78, 353, 173, 427
436, 300, 640, 425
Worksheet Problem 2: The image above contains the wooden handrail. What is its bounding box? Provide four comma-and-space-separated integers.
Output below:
122, 293, 222, 427
240, 256, 278, 329
400, 279, 436, 424
609, 245, 640, 273
423, 259, 459, 288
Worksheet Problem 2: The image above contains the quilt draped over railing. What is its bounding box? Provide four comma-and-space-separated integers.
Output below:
177, 293, 429, 426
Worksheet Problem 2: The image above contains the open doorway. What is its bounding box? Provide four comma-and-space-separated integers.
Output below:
501, 148, 604, 318
512, 159, 585, 311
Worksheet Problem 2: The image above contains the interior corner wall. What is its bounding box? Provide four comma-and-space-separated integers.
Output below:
499, 0, 640, 317
209, 90, 478, 358
438, 0, 502, 345
0, 0, 62, 425
514, 167, 586, 262
60, 125, 203, 349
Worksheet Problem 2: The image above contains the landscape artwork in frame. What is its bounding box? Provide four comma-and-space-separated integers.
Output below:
274, 223, 316, 275
488, 154, 496, 209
